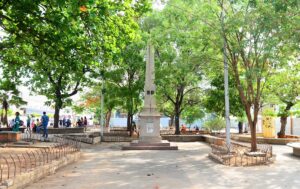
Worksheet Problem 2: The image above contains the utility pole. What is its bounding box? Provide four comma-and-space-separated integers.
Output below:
290, 112, 294, 135
221, 0, 231, 146
100, 81, 105, 139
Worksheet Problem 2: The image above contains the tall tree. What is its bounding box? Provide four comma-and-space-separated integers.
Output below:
105, 41, 145, 132
0, 49, 26, 127
206, 0, 299, 151
267, 59, 300, 137
0, 0, 150, 127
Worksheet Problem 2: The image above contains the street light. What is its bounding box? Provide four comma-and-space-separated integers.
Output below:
100, 81, 105, 139
221, 0, 231, 146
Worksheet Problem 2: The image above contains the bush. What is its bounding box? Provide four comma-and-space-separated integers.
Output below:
203, 117, 226, 133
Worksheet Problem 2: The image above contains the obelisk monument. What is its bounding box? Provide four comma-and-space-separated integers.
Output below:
138, 43, 161, 143
122, 43, 178, 150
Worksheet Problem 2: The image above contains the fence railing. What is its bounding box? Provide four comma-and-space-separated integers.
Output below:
0, 134, 80, 183
209, 142, 273, 166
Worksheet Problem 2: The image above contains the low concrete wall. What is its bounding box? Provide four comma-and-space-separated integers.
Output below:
231, 135, 300, 145
62, 135, 101, 144
0, 128, 25, 133
0, 132, 21, 142
45, 128, 85, 134
201, 135, 225, 145
3, 152, 81, 189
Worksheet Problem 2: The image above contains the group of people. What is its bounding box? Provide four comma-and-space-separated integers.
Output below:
61, 117, 72, 127
10, 111, 49, 138
180, 124, 200, 134
76, 117, 88, 127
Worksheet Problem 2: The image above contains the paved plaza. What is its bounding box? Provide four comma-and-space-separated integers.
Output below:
27, 142, 300, 189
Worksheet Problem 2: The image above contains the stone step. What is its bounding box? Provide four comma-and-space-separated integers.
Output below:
122, 145, 178, 150
102, 136, 133, 142
13, 141, 33, 145
130, 140, 171, 147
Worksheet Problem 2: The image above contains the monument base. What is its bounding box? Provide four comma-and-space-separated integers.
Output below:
122, 140, 178, 150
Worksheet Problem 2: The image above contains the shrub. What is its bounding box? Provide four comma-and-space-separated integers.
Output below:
203, 117, 226, 133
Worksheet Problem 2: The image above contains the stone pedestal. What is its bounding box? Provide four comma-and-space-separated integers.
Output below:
138, 112, 161, 143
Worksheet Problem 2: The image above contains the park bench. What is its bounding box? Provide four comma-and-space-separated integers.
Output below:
287, 143, 300, 157
0, 127, 26, 133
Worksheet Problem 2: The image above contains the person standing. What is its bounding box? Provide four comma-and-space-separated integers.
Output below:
83, 116, 88, 131
26, 115, 31, 129
66, 117, 71, 127
35, 118, 41, 133
12, 112, 21, 132
238, 122, 243, 134
63, 117, 66, 127
41, 112, 49, 138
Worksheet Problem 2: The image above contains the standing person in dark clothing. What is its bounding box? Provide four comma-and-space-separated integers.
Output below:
63, 117, 66, 127
83, 117, 88, 126
238, 122, 243, 134
41, 112, 49, 138
66, 118, 71, 127
26, 115, 31, 128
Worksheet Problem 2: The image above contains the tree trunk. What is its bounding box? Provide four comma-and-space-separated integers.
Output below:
278, 116, 288, 137
2, 99, 8, 127
174, 106, 180, 135
244, 104, 258, 152
0, 110, 3, 126
54, 104, 60, 128
105, 109, 112, 128
278, 104, 293, 137
249, 121, 257, 151
169, 115, 174, 127
4, 108, 8, 127
127, 113, 132, 131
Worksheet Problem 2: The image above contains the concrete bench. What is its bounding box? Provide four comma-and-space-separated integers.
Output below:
287, 143, 300, 157
0, 127, 26, 133
0, 131, 21, 142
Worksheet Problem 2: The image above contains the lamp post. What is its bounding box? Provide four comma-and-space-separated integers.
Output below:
221, 0, 231, 146
100, 81, 104, 139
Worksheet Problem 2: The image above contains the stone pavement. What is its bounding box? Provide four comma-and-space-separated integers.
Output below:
26, 142, 300, 189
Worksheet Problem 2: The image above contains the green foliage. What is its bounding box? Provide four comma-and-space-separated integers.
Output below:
72, 105, 85, 115
0, 0, 150, 127
203, 117, 226, 133
262, 107, 277, 117
181, 105, 205, 125
0, 66, 26, 126
266, 59, 300, 116
204, 73, 244, 118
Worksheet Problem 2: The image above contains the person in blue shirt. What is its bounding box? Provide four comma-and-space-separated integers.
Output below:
41, 112, 49, 138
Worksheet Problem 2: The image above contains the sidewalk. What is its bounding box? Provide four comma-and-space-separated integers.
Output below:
26, 142, 300, 189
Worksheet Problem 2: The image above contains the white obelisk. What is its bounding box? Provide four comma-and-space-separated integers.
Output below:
138, 43, 161, 143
